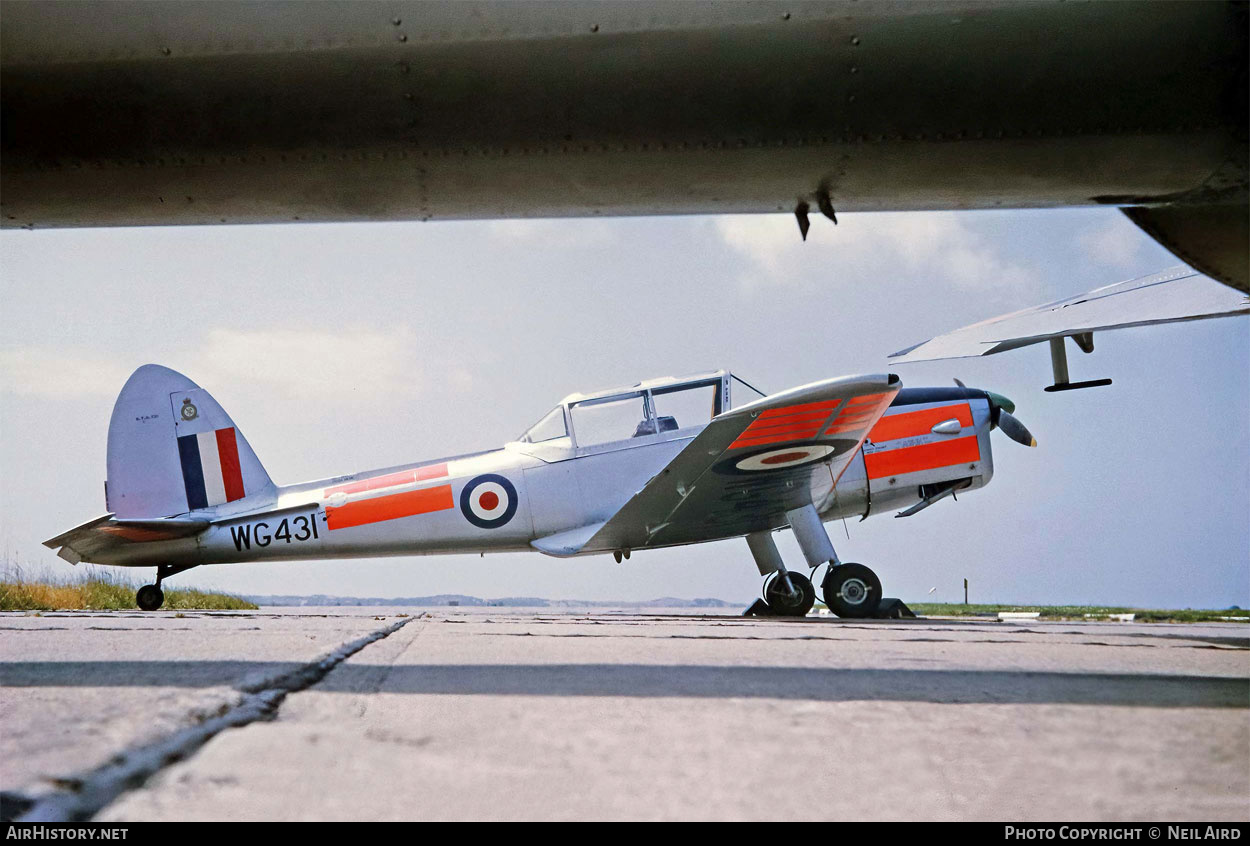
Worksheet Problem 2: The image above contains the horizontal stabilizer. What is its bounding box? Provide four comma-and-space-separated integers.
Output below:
890, 267, 1248, 364
43, 514, 209, 563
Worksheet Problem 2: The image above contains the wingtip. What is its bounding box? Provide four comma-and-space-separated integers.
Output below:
888, 340, 928, 360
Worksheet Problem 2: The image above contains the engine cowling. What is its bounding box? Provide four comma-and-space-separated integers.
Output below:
820, 387, 997, 520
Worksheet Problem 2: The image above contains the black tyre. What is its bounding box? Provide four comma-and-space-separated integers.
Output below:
136, 584, 164, 611
821, 563, 881, 618
763, 570, 816, 617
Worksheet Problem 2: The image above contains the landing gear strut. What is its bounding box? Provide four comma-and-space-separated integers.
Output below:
745, 504, 891, 619
745, 531, 815, 616
135, 563, 199, 611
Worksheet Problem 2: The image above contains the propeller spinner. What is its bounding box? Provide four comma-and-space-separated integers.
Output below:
954, 379, 1036, 447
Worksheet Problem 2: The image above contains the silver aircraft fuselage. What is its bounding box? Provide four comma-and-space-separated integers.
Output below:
82, 381, 997, 570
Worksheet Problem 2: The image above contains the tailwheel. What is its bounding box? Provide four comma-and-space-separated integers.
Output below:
763, 570, 815, 617
822, 563, 881, 618
136, 584, 165, 611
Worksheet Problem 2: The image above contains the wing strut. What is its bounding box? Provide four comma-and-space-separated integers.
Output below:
1044, 336, 1113, 393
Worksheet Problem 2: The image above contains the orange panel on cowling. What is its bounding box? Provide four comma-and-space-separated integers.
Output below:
864, 435, 981, 479
869, 404, 974, 443
326, 484, 455, 530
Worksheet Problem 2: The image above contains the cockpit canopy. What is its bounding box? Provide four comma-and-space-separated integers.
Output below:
518, 371, 765, 451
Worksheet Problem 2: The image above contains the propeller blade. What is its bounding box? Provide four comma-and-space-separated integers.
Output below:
996, 410, 1037, 447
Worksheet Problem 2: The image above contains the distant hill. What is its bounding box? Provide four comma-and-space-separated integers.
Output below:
245, 594, 738, 608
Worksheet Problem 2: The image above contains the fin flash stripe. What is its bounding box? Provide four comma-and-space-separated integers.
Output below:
177, 427, 246, 510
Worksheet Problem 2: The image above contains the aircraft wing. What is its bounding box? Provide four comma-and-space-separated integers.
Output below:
889, 267, 1249, 364
560, 374, 900, 555
3, 3, 1246, 289
43, 514, 210, 564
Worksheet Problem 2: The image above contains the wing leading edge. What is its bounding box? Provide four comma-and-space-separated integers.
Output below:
548, 373, 901, 556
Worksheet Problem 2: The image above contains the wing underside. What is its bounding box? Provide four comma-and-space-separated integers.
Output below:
890, 267, 1248, 364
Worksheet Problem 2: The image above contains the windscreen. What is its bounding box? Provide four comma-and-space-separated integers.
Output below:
570, 393, 649, 447
519, 406, 568, 443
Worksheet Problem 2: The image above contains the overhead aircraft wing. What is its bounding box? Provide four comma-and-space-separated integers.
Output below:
889, 267, 1249, 365
43, 514, 210, 564
541, 374, 900, 556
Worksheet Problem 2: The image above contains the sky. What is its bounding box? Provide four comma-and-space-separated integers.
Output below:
1, 208, 1247, 608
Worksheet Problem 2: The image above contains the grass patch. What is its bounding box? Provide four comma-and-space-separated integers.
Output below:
0, 566, 257, 611
906, 602, 1248, 623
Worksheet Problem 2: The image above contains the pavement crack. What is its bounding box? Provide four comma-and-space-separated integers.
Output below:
12, 616, 416, 824
351, 614, 428, 718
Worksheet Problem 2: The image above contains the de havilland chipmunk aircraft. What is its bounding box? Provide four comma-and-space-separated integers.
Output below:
44, 365, 1036, 616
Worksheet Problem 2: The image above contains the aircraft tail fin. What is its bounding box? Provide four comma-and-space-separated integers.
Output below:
106, 365, 276, 518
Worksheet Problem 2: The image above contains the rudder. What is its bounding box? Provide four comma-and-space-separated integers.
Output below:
106, 364, 275, 518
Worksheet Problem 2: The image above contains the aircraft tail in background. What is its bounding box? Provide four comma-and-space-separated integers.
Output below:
106, 364, 275, 519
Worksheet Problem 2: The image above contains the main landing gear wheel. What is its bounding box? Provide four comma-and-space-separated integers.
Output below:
763, 570, 815, 617
822, 563, 881, 618
136, 584, 165, 611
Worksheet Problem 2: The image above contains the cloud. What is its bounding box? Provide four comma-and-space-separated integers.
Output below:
0, 348, 131, 399
484, 218, 619, 249
714, 211, 1044, 296
190, 326, 427, 403
1078, 217, 1144, 269
1, 324, 471, 407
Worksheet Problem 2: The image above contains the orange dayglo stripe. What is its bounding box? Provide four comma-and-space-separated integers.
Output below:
869, 404, 974, 443
326, 484, 455, 530
324, 463, 449, 497
825, 423, 873, 436
741, 418, 827, 438
730, 430, 823, 449
758, 399, 841, 419
830, 411, 877, 426
744, 409, 836, 431
414, 462, 450, 481
846, 392, 891, 406
864, 435, 981, 480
